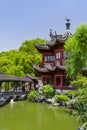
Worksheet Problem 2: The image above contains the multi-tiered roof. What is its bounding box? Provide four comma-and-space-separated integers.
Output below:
34, 19, 72, 73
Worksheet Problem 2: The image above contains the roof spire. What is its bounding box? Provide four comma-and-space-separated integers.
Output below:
49, 29, 53, 39
65, 17, 70, 30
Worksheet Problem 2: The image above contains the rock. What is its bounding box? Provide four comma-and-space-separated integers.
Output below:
78, 127, 85, 130
52, 102, 59, 107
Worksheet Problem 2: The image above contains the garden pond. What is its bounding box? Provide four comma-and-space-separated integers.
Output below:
0, 101, 82, 130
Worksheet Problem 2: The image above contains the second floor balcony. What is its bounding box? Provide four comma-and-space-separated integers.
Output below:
33, 59, 67, 73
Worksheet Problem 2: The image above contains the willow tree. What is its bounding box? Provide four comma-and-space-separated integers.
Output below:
65, 24, 87, 78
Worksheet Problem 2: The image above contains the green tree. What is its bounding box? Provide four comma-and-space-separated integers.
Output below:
0, 38, 45, 76
71, 74, 87, 89
65, 24, 87, 78
0, 50, 17, 74
19, 38, 45, 76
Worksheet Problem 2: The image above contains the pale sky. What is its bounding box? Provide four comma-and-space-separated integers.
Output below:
0, 0, 87, 52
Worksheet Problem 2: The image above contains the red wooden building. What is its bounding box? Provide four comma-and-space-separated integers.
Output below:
34, 20, 73, 90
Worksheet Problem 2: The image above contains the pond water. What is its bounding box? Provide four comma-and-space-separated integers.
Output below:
0, 101, 82, 130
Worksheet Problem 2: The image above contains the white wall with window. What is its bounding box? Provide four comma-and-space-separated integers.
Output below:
56, 52, 61, 59
44, 55, 55, 62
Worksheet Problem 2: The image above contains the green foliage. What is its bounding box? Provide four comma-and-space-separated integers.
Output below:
28, 90, 39, 102
18, 38, 45, 76
65, 24, 87, 78
43, 84, 55, 98
82, 122, 87, 130
72, 88, 87, 122
67, 86, 87, 122
65, 90, 77, 99
55, 94, 70, 103
71, 75, 87, 89
0, 50, 19, 75
0, 38, 45, 76
66, 75, 87, 122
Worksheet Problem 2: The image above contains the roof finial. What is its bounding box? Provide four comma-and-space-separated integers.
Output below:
65, 17, 70, 30
49, 29, 53, 39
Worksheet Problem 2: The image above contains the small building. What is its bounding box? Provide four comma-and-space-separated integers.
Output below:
0, 74, 37, 92
33, 19, 73, 90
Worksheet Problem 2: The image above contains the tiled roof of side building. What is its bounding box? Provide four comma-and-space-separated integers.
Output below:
0, 74, 33, 82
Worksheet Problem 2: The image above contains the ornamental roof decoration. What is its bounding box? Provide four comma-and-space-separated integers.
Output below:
46, 30, 72, 47
35, 18, 72, 50
46, 18, 72, 47
49, 29, 72, 42
47, 19, 72, 46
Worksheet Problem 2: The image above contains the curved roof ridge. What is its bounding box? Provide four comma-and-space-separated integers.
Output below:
46, 38, 57, 47
33, 64, 49, 73
56, 31, 72, 41
35, 43, 50, 50
47, 66, 56, 71
56, 61, 66, 70
47, 29, 72, 46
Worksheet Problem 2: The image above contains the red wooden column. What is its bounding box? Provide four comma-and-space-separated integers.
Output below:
60, 76, 63, 91
54, 75, 63, 90
54, 75, 56, 89
42, 54, 44, 67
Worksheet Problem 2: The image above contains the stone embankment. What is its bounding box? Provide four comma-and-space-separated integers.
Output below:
0, 91, 28, 107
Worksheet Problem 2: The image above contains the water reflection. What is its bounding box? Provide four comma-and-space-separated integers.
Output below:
0, 101, 82, 130
10, 99, 14, 104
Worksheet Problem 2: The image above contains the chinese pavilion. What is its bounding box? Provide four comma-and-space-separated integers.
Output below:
34, 19, 73, 90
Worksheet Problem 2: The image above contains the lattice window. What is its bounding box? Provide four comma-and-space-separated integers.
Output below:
44, 55, 54, 61
56, 52, 61, 59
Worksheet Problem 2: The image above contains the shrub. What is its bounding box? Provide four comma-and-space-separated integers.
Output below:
65, 90, 78, 99
65, 75, 87, 123
83, 122, 87, 130
71, 75, 87, 89
72, 88, 87, 122
28, 90, 39, 102
43, 84, 55, 98
55, 94, 70, 103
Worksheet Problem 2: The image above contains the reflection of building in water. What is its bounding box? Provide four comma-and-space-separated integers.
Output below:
10, 99, 14, 104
